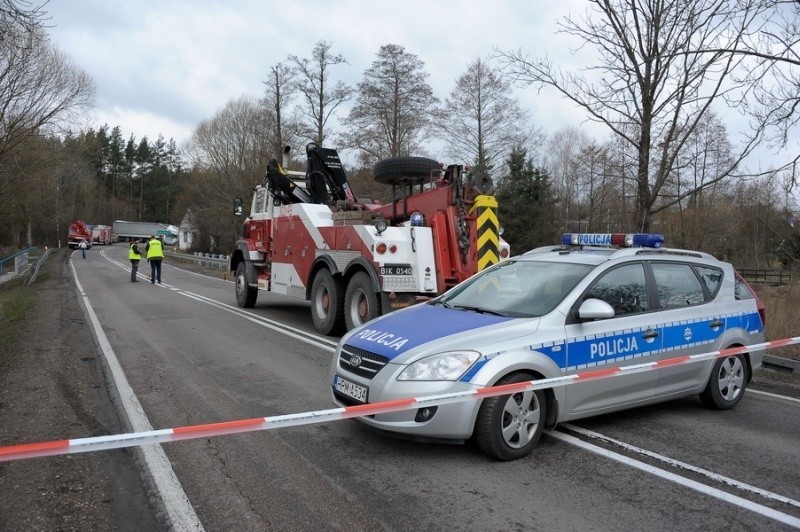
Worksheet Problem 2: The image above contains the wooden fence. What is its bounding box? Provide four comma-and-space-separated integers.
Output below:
738, 268, 793, 285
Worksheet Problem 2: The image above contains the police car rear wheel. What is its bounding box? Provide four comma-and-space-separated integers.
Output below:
700, 353, 747, 410
475, 373, 546, 461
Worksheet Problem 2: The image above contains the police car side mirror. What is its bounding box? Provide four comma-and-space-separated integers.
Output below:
577, 298, 615, 321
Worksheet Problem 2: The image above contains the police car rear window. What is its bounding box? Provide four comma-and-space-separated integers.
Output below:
695, 265, 723, 298
651, 263, 706, 309
734, 272, 756, 300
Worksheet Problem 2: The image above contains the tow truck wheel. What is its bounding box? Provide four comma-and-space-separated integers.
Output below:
475, 372, 546, 461
345, 272, 379, 330
311, 269, 345, 335
235, 263, 257, 308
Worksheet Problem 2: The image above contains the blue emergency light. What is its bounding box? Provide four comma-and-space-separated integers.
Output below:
561, 232, 665, 248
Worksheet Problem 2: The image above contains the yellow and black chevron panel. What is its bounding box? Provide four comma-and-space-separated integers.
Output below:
470, 195, 499, 271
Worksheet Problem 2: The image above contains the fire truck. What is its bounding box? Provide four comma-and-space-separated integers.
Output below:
230, 144, 508, 335
68, 220, 93, 249
91, 224, 113, 245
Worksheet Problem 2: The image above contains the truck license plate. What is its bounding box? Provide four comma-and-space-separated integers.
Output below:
334, 375, 368, 403
380, 264, 413, 276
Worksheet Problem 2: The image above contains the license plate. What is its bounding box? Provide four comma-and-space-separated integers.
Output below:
334, 375, 368, 403
380, 263, 413, 276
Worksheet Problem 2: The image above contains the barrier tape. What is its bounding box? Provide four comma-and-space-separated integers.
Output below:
1, 336, 798, 462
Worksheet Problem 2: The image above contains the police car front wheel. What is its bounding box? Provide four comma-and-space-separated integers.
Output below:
475, 372, 547, 461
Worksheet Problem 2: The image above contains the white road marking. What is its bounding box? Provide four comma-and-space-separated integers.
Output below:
560, 423, 800, 509
101, 249, 338, 349
71, 259, 204, 531
547, 430, 800, 528
747, 388, 800, 404
179, 291, 337, 351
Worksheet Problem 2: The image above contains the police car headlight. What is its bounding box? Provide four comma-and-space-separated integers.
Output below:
397, 351, 480, 381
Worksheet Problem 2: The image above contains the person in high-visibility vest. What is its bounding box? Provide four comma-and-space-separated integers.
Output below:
128, 239, 142, 282
145, 235, 164, 284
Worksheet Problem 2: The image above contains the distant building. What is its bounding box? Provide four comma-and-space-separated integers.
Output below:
178, 209, 199, 251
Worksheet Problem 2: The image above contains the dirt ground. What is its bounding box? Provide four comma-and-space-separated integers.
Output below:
0, 249, 162, 531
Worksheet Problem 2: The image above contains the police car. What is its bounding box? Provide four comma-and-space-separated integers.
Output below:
329, 233, 766, 460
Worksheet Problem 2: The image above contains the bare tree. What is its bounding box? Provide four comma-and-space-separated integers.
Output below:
289, 40, 353, 147
0, 0, 46, 39
441, 58, 529, 173
0, 5, 94, 245
263, 61, 301, 162
183, 96, 272, 250
0, 26, 94, 174
343, 44, 437, 163
546, 125, 590, 230
727, 1, 800, 174
497, 0, 774, 231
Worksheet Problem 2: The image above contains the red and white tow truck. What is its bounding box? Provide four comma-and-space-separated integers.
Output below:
230, 144, 508, 335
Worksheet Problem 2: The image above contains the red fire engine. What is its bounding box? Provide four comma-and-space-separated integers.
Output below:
91, 224, 113, 245
68, 220, 93, 249
230, 144, 508, 335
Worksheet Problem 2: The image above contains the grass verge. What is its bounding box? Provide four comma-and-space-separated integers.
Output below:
0, 276, 36, 364
753, 281, 800, 360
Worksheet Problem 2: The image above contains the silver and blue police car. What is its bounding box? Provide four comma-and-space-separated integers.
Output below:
329, 233, 766, 460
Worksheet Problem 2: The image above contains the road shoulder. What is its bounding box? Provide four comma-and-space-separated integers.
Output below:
0, 249, 161, 530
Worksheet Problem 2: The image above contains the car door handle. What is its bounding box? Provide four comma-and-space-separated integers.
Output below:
642, 329, 660, 340
709, 318, 723, 328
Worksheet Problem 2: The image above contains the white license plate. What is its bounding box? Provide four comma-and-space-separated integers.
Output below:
380, 264, 413, 276
334, 375, 368, 403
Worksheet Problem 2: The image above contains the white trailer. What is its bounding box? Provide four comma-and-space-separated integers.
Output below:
113, 220, 179, 245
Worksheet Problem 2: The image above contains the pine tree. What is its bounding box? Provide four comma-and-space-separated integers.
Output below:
496, 147, 558, 253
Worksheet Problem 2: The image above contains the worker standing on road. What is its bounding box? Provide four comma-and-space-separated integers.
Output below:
129, 239, 142, 282
78, 239, 87, 259
145, 235, 164, 284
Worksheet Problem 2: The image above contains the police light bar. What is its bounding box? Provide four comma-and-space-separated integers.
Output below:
561, 233, 665, 248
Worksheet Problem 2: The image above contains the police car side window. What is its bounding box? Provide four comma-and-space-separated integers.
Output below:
651, 262, 706, 309
585, 263, 648, 315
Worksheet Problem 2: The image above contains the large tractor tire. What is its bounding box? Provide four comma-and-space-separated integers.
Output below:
235, 263, 258, 308
310, 269, 345, 335
344, 272, 380, 331
373, 156, 441, 185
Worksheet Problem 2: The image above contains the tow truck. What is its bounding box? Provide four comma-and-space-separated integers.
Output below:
230, 144, 508, 335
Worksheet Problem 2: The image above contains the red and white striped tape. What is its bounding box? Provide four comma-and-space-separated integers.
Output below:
1, 337, 797, 462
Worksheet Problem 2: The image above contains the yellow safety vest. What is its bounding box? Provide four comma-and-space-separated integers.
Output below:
146, 238, 164, 259
128, 243, 141, 260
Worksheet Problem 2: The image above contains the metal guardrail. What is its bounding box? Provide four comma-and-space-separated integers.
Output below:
738, 268, 793, 285
0, 247, 37, 277
165, 251, 229, 270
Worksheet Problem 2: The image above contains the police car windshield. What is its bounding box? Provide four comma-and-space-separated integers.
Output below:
438, 260, 593, 318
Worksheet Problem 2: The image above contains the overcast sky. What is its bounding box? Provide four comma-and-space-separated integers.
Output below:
44, 0, 795, 173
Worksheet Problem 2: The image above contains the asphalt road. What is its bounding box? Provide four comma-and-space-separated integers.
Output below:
22, 245, 800, 530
